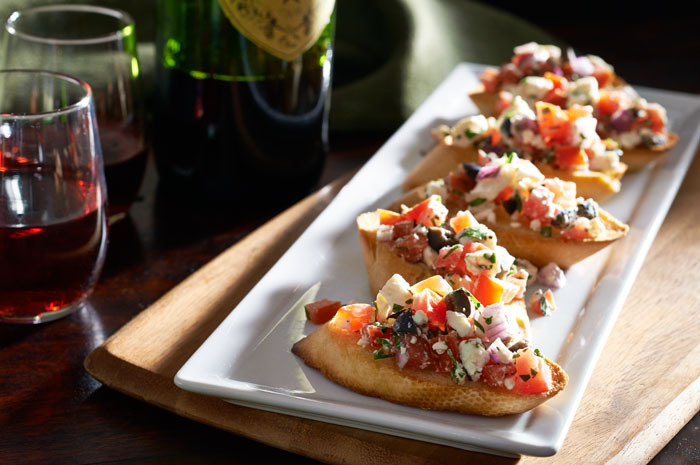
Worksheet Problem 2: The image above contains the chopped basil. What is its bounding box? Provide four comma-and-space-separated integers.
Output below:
540, 226, 552, 237
506, 152, 515, 164
469, 197, 486, 207
448, 279, 455, 286
375, 337, 392, 349
486, 252, 497, 264
452, 187, 465, 196
512, 353, 520, 359
392, 303, 404, 314
520, 374, 531, 382
484, 316, 493, 325
467, 292, 482, 309
465, 129, 478, 139
443, 244, 461, 258
447, 349, 465, 384
473, 320, 485, 333
458, 227, 487, 241
394, 333, 401, 348
534, 348, 542, 357
540, 296, 552, 316
373, 348, 395, 360
405, 298, 413, 304
530, 368, 538, 378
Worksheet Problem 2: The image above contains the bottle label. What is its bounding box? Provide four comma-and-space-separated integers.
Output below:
217, 0, 335, 61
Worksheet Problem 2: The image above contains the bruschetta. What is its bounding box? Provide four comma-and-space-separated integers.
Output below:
292, 274, 568, 416
470, 42, 677, 169
403, 98, 627, 202
357, 195, 531, 308
395, 153, 629, 268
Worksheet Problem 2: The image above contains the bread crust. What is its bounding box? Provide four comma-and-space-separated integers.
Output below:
402, 142, 625, 203
292, 323, 568, 416
390, 186, 629, 269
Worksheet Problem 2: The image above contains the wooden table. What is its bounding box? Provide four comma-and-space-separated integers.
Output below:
1, 133, 697, 464
3, 10, 700, 459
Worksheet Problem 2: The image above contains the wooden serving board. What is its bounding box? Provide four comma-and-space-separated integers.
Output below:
85, 154, 700, 464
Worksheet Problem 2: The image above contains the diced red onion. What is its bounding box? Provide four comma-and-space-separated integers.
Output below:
536, 262, 566, 289
476, 165, 500, 180
514, 117, 538, 133
479, 304, 511, 343
610, 109, 636, 133
552, 66, 563, 76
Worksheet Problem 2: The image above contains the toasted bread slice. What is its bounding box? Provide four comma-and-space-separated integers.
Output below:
292, 322, 568, 416
402, 142, 625, 203
390, 186, 629, 269
535, 162, 627, 204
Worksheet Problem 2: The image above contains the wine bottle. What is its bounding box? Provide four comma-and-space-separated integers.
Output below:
153, 0, 335, 207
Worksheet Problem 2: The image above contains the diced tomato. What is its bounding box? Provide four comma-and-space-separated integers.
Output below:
361, 323, 394, 349
495, 91, 513, 116
645, 103, 667, 133
378, 209, 401, 226
543, 72, 567, 90
536, 101, 571, 147
561, 217, 591, 240
472, 274, 505, 306
392, 232, 429, 263
400, 196, 447, 228
304, 299, 343, 324
433, 244, 465, 275
411, 289, 442, 322
399, 333, 433, 370
542, 88, 567, 107
428, 298, 447, 330
566, 104, 590, 122
428, 332, 461, 372
597, 91, 620, 116
530, 289, 557, 316
483, 128, 501, 146
521, 187, 551, 221
480, 67, 501, 93
514, 349, 553, 395
499, 63, 522, 85
554, 146, 588, 170
481, 362, 517, 389
592, 67, 615, 89
446, 171, 475, 197
493, 185, 514, 204
330, 304, 374, 332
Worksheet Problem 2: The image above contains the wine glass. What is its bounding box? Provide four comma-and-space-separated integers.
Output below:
0, 70, 108, 324
3, 4, 146, 222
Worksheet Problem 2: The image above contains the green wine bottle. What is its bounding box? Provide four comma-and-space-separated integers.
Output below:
153, 0, 335, 206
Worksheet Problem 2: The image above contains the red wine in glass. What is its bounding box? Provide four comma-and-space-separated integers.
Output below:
0, 171, 107, 320
100, 125, 147, 218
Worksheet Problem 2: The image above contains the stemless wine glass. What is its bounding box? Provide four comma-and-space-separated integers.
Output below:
0, 70, 108, 324
3, 5, 146, 222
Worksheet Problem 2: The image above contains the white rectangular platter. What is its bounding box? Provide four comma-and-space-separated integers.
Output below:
175, 63, 700, 457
